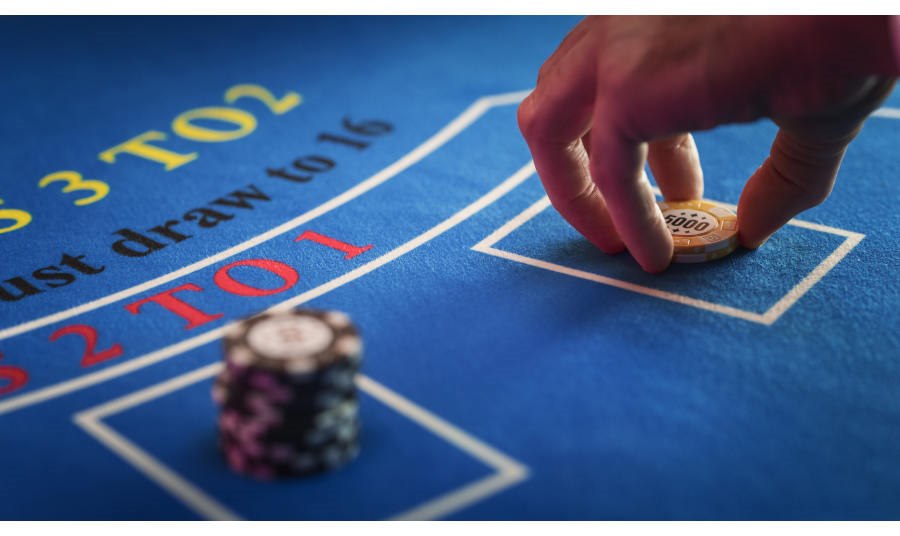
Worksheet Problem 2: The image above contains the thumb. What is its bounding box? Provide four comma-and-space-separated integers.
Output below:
737, 125, 854, 248
738, 77, 895, 248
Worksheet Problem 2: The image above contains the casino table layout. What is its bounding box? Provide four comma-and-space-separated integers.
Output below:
1, 16, 899, 521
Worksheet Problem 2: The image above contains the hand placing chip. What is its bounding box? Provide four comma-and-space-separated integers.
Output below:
518, 16, 900, 272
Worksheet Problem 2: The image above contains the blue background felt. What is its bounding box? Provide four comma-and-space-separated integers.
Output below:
0, 16, 899, 520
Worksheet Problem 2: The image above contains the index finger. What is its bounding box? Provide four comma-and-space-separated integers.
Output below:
589, 126, 674, 273
517, 56, 624, 254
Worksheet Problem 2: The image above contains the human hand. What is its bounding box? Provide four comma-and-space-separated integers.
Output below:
518, 16, 898, 272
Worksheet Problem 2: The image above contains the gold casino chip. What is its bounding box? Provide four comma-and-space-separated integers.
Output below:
658, 199, 739, 263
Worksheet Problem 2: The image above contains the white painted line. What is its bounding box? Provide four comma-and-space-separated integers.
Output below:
356, 375, 528, 477
482, 244, 769, 324
784, 217, 860, 237
80, 362, 222, 420
74, 362, 236, 520
473, 197, 767, 324
760, 232, 864, 324
873, 107, 900, 119
475, 194, 864, 326
472, 195, 552, 254
389, 471, 526, 521
0, 326, 228, 416
266, 161, 536, 314
0, 89, 531, 343
75, 416, 240, 521
0, 161, 536, 417
75, 366, 528, 520
649, 186, 859, 238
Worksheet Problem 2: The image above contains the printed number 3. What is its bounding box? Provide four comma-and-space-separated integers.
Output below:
0, 197, 32, 234
39, 170, 110, 206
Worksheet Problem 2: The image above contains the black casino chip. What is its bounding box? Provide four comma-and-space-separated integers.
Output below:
213, 308, 363, 480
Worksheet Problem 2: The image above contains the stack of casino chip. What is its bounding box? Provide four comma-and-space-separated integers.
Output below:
212, 308, 362, 480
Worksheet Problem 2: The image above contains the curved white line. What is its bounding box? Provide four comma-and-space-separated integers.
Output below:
0, 90, 531, 342
0, 160, 535, 416
873, 107, 900, 119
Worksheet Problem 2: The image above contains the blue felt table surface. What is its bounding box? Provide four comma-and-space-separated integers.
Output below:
0, 16, 898, 520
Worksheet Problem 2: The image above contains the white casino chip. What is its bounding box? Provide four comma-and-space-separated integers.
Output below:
246, 315, 335, 360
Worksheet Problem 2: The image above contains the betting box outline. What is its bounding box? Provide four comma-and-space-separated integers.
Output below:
73, 364, 529, 521
469, 105, 900, 326
473, 194, 865, 326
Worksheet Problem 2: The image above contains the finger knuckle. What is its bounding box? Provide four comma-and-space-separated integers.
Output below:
516, 99, 536, 138
769, 160, 834, 209
516, 96, 547, 141
536, 63, 549, 84
803, 185, 833, 208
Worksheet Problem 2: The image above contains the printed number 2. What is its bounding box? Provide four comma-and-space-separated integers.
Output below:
49, 325, 123, 368
224, 84, 301, 115
0, 352, 28, 397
